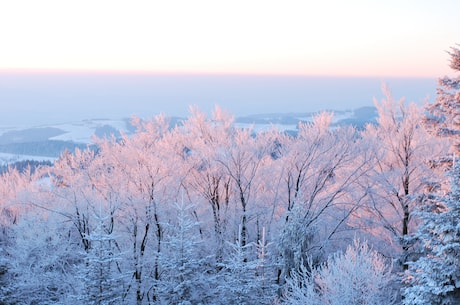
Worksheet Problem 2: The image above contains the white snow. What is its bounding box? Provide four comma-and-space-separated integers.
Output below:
234, 123, 297, 133
49, 119, 127, 143
0, 152, 56, 165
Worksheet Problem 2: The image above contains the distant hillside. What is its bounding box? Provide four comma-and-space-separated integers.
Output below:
0, 127, 66, 144
334, 106, 378, 129
0, 140, 89, 158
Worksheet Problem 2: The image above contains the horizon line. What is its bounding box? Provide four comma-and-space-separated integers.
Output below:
0, 67, 442, 79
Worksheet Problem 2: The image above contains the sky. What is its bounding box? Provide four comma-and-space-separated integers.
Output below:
0, 1, 458, 126
0, 0, 458, 77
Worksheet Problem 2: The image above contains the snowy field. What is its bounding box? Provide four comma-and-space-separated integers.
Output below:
49, 119, 129, 143
0, 152, 56, 166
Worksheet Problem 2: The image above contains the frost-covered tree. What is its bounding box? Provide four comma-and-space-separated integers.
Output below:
424, 45, 460, 155
158, 200, 214, 305
319, 239, 396, 305
253, 227, 278, 303
51, 148, 99, 251
216, 226, 264, 305
179, 107, 233, 262
216, 124, 271, 248
282, 239, 395, 305
278, 203, 318, 279
1, 212, 81, 305
77, 214, 124, 305
94, 115, 172, 304
404, 45, 460, 305
0, 167, 33, 297
358, 85, 445, 270
277, 113, 369, 281
282, 260, 320, 305
0, 168, 28, 229
404, 160, 460, 304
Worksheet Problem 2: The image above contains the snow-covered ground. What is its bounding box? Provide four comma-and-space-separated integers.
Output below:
332, 110, 355, 123
234, 122, 298, 133
0, 119, 128, 144
49, 119, 128, 143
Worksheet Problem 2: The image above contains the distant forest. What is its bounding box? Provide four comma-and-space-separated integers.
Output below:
0, 159, 52, 175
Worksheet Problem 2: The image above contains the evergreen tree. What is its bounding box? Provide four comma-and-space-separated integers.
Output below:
78, 215, 124, 305
158, 200, 214, 305
215, 225, 276, 305
278, 203, 319, 280
253, 227, 278, 303
424, 45, 460, 156
404, 45, 460, 304
404, 160, 460, 304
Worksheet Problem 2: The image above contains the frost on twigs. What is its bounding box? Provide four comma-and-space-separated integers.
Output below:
282, 238, 395, 305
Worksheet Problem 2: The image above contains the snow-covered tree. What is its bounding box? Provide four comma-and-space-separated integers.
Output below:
216, 124, 271, 248
282, 239, 395, 305
404, 160, 460, 304
158, 200, 213, 305
282, 260, 320, 305
404, 45, 460, 305
277, 112, 369, 282
358, 85, 445, 270
216, 226, 265, 305
77, 213, 124, 305
1, 212, 81, 305
424, 45, 460, 155
0, 167, 33, 297
278, 203, 318, 280
253, 227, 278, 303
95, 115, 172, 304
179, 107, 234, 262
51, 148, 99, 251
319, 239, 396, 305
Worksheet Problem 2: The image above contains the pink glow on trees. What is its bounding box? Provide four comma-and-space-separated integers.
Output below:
357, 85, 448, 270
0, 96, 448, 303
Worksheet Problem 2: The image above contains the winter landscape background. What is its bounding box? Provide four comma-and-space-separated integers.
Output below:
0, 62, 459, 304
1, 0, 459, 302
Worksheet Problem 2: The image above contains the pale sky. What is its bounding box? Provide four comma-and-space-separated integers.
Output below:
0, 0, 458, 77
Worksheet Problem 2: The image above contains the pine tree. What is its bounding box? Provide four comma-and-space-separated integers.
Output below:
278, 203, 319, 280
424, 45, 460, 156
254, 227, 278, 303
215, 225, 276, 305
78, 215, 124, 305
404, 160, 460, 304
158, 201, 213, 305
404, 45, 460, 304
